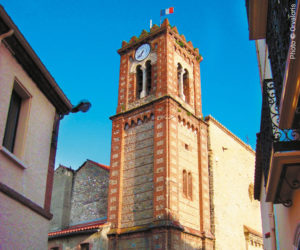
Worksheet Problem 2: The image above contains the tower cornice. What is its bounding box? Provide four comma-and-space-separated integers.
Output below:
117, 19, 202, 62
110, 94, 206, 124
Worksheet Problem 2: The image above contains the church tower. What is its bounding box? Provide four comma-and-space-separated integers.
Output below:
107, 19, 213, 249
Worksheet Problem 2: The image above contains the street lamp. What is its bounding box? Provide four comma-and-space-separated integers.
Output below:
71, 100, 91, 113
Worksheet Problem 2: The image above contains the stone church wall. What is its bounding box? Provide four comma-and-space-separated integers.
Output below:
206, 116, 263, 250
121, 120, 154, 228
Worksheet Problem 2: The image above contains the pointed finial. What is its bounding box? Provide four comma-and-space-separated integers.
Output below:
150, 24, 159, 32
172, 26, 179, 34
129, 36, 138, 44
162, 18, 170, 27
139, 29, 148, 38
187, 41, 193, 47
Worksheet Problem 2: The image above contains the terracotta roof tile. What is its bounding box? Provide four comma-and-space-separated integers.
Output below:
87, 159, 110, 171
48, 219, 107, 237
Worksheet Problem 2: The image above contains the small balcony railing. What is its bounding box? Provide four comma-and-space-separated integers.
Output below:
256, 79, 300, 207
266, 0, 295, 107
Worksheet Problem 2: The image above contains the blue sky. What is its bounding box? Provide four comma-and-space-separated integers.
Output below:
1, 1, 262, 169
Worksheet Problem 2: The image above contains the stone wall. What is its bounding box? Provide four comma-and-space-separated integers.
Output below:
206, 116, 263, 250
70, 162, 109, 225
48, 224, 110, 250
108, 228, 205, 250
50, 166, 74, 231
120, 120, 154, 228
177, 122, 200, 230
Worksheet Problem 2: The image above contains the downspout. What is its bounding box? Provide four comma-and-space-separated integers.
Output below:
0, 29, 14, 43
272, 204, 280, 250
44, 101, 91, 212
44, 113, 63, 212
264, 199, 278, 250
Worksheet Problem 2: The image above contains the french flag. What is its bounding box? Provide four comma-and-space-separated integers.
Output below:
160, 7, 174, 16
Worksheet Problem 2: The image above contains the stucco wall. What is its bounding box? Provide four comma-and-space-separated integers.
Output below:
0, 43, 56, 207
275, 189, 300, 249
207, 117, 263, 250
121, 120, 154, 228
0, 40, 55, 250
70, 162, 109, 225
0, 192, 49, 250
258, 177, 275, 250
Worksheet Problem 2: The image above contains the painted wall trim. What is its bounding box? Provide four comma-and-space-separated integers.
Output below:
0, 146, 27, 169
0, 182, 53, 220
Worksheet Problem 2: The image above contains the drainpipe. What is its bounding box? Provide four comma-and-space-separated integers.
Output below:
266, 202, 278, 250
44, 100, 91, 212
0, 30, 14, 43
272, 204, 280, 250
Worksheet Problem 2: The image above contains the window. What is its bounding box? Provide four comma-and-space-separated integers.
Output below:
183, 69, 190, 104
136, 61, 152, 99
177, 64, 190, 104
146, 60, 152, 94
3, 90, 22, 152
188, 172, 193, 199
136, 65, 143, 98
80, 243, 90, 250
2, 81, 31, 156
183, 169, 193, 200
177, 63, 185, 101
183, 170, 187, 196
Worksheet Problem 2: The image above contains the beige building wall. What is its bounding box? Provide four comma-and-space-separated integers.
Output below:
274, 189, 300, 249
206, 116, 263, 250
0, 193, 49, 250
0, 41, 56, 249
0, 43, 56, 206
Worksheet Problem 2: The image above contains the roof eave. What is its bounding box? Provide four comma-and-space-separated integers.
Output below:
0, 5, 72, 115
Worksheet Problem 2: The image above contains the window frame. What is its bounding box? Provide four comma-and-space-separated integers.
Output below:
188, 171, 193, 200
183, 69, 190, 104
136, 65, 143, 99
2, 79, 32, 158
183, 170, 187, 197
80, 243, 90, 250
3, 89, 22, 152
182, 169, 193, 200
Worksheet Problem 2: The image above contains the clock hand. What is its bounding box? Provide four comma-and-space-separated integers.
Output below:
139, 50, 144, 57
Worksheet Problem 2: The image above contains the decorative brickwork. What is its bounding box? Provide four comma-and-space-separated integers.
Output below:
107, 19, 213, 248
121, 118, 154, 228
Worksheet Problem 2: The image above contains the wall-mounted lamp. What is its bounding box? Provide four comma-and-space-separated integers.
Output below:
71, 100, 91, 113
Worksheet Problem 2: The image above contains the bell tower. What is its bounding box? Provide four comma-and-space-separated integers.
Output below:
107, 19, 213, 249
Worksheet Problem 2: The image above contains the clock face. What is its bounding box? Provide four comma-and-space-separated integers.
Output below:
135, 44, 151, 61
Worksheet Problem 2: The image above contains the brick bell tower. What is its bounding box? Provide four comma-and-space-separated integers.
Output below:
107, 19, 213, 249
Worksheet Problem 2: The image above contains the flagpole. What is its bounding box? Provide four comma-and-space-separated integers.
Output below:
160, 13, 161, 27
